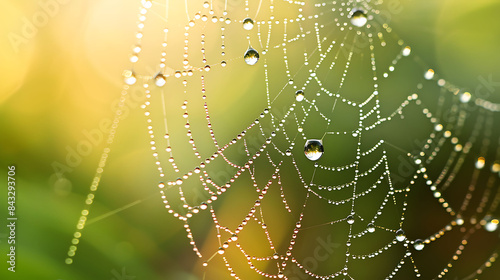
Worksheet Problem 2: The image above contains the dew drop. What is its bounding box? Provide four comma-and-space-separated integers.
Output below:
285, 149, 292, 156
484, 217, 499, 232
141, 0, 152, 9
155, 73, 166, 87
204, 65, 211, 71
304, 139, 324, 161
244, 47, 259, 65
396, 229, 406, 242
295, 90, 305, 102
243, 17, 254, 30
424, 69, 435, 80
460, 92, 471, 103
350, 9, 368, 27
217, 247, 225, 254
476, 157, 486, 169
200, 202, 208, 210
402, 46, 411, 56
347, 215, 355, 225
413, 239, 425, 251
278, 272, 284, 279
231, 234, 238, 241
203, 1, 210, 8
130, 54, 139, 63
367, 223, 375, 233
123, 70, 137, 85
221, 61, 227, 67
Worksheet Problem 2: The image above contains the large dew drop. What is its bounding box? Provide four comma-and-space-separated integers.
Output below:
304, 139, 324, 161
155, 73, 166, 87
395, 229, 406, 242
295, 90, 305, 102
244, 47, 259, 65
243, 17, 254, 30
123, 70, 137, 85
414, 239, 425, 251
350, 9, 367, 27
484, 217, 499, 232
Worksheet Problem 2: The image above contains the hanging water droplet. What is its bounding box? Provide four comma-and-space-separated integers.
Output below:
130, 54, 139, 63
155, 73, 166, 87
367, 223, 375, 233
476, 157, 486, 169
304, 139, 324, 161
402, 46, 411, 56
277, 272, 284, 279
231, 234, 238, 241
225, 18, 231, 24
347, 215, 355, 225
484, 217, 499, 232
424, 69, 435, 80
204, 65, 211, 71
123, 70, 137, 85
350, 9, 368, 27
221, 61, 227, 67
244, 47, 259, 65
413, 239, 425, 251
174, 71, 181, 78
285, 149, 292, 156
460, 92, 471, 103
243, 17, 254, 30
217, 247, 225, 254
203, 1, 210, 8
141, 0, 152, 9
295, 90, 305, 102
200, 202, 208, 210
396, 229, 406, 242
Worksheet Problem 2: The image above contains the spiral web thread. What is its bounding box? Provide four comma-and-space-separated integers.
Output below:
66, 0, 500, 279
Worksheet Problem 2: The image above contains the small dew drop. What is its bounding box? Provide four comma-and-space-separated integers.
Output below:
244, 47, 259, 65
221, 61, 227, 67
203, 1, 210, 8
243, 17, 254, 30
295, 90, 305, 102
304, 139, 324, 161
217, 247, 225, 254
350, 9, 368, 27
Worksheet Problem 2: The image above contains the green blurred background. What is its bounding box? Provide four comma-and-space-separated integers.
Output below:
1, 0, 500, 279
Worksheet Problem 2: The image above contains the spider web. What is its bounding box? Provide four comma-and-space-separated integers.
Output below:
66, 0, 500, 279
